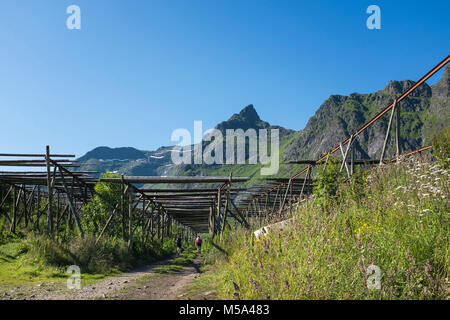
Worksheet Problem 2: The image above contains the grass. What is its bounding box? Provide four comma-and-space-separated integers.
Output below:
183, 265, 221, 299
0, 233, 178, 290
154, 248, 197, 274
0, 240, 115, 289
193, 154, 449, 299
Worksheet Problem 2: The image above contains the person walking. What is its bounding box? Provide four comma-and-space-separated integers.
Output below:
195, 235, 202, 253
176, 234, 182, 256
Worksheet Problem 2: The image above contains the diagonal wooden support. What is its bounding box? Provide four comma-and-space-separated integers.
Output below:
395, 100, 401, 160
221, 174, 232, 234
128, 188, 133, 250
226, 207, 243, 225
340, 135, 353, 176
271, 187, 280, 215
229, 198, 250, 229
299, 166, 311, 200
0, 186, 13, 223
279, 178, 292, 215
59, 167, 84, 238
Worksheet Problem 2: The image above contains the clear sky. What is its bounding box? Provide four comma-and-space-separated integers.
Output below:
0, 0, 449, 158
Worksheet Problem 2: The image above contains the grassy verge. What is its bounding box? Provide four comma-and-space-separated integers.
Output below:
154, 248, 197, 274
0, 234, 176, 290
193, 155, 449, 299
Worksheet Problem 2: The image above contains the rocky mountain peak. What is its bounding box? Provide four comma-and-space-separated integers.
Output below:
383, 80, 431, 97
215, 104, 270, 133
432, 64, 450, 96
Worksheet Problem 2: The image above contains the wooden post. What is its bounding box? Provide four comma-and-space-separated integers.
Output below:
380, 100, 397, 164
258, 199, 262, 226
395, 101, 401, 160
339, 136, 353, 177
299, 167, 310, 200
279, 178, 292, 215
10, 187, 16, 233
0, 186, 13, 223
121, 176, 126, 241
221, 174, 232, 234
157, 206, 161, 241
23, 185, 28, 228
271, 187, 280, 215
161, 213, 165, 245
216, 187, 221, 235
150, 206, 154, 240
56, 192, 60, 234
351, 143, 355, 175
45, 146, 53, 235
128, 189, 133, 250
289, 180, 293, 215
209, 206, 213, 236
36, 185, 41, 231
229, 199, 249, 228
59, 168, 84, 238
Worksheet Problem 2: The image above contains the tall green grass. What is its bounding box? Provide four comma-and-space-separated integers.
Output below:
25, 234, 177, 274
201, 155, 449, 299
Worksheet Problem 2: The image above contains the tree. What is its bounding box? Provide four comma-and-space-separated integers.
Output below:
81, 172, 123, 237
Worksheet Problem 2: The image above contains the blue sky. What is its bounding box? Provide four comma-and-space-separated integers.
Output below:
0, 0, 449, 157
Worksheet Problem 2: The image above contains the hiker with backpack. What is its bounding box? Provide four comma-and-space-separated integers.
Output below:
195, 235, 202, 253
176, 234, 182, 255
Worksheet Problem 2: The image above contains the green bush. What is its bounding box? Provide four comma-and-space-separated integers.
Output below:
314, 158, 346, 208
27, 236, 72, 267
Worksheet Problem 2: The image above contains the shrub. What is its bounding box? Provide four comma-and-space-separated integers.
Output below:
27, 235, 72, 267
314, 158, 346, 208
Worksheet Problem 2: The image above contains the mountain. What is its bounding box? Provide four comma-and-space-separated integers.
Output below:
215, 104, 270, 132
78, 147, 146, 162
77, 66, 449, 184
284, 65, 450, 162
77, 105, 295, 184
216, 104, 294, 136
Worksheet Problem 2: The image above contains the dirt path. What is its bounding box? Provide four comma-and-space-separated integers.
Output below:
0, 253, 213, 300
112, 253, 208, 300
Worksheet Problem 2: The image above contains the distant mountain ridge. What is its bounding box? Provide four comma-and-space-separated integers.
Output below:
77, 65, 450, 184
78, 146, 146, 162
